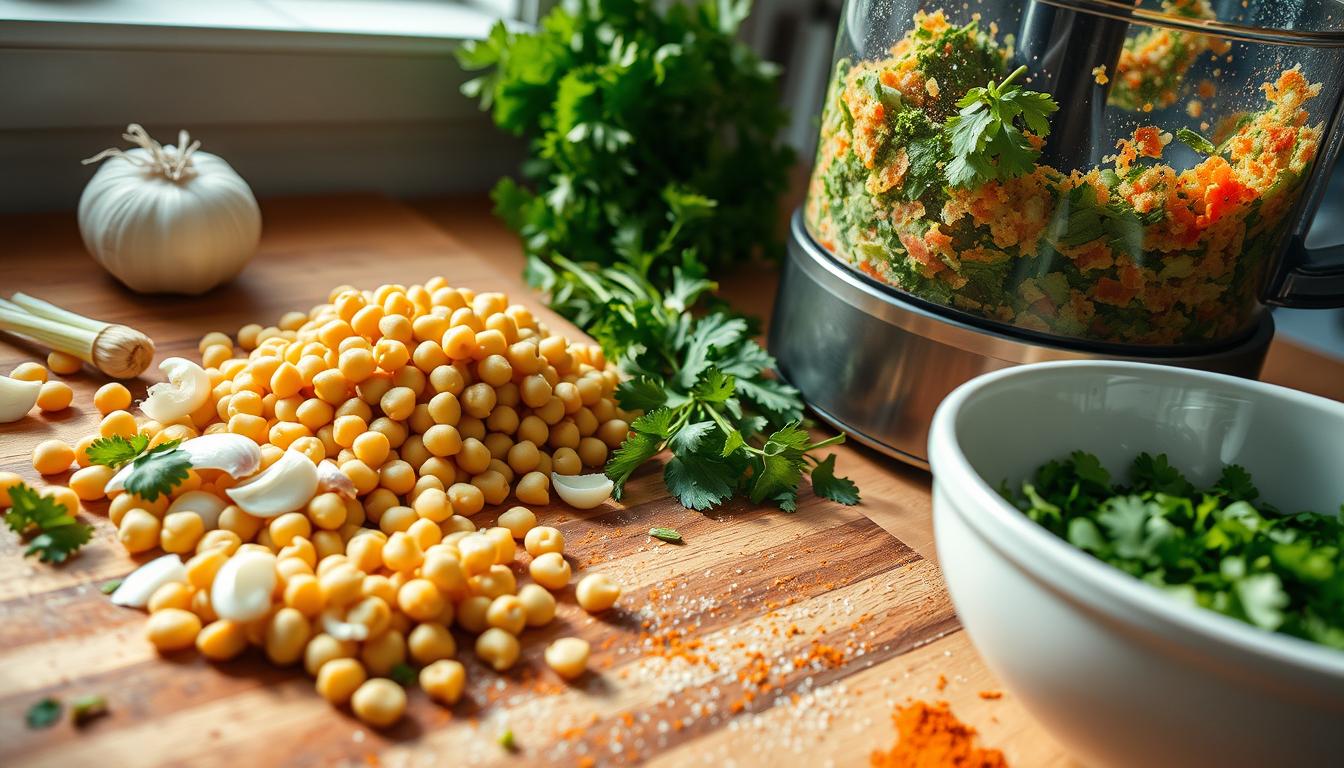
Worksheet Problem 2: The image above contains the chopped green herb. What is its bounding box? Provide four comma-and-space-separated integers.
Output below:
69, 694, 107, 726
85, 434, 150, 469
120, 441, 189, 502
649, 527, 683, 544
389, 663, 417, 688
945, 65, 1058, 188
4, 483, 93, 563
99, 579, 122, 595
1175, 127, 1216, 155
26, 697, 61, 729
1006, 452, 1344, 649
498, 727, 516, 751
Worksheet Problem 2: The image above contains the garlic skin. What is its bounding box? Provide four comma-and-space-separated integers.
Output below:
109, 554, 186, 608
0, 376, 41, 423
225, 449, 318, 518
321, 608, 370, 642
78, 125, 260, 295
551, 472, 615, 510
211, 550, 277, 622
141, 357, 211, 423
316, 460, 356, 499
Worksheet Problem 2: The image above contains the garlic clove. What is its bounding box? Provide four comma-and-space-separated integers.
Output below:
224, 449, 318, 518
141, 357, 211, 422
320, 608, 370, 642
316, 460, 356, 500
109, 554, 186, 608
211, 549, 277, 622
0, 376, 41, 423
166, 490, 227, 530
105, 432, 262, 495
551, 472, 615, 510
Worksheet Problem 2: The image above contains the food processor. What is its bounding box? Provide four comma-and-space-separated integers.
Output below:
770, 0, 1344, 467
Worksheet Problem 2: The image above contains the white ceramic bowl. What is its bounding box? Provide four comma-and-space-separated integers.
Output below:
928, 361, 1344, 768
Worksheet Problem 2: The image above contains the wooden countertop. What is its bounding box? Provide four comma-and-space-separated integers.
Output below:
0, 194, 1339, 767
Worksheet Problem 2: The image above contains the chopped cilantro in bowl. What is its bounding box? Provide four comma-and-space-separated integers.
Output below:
1003, 451, 1344, 650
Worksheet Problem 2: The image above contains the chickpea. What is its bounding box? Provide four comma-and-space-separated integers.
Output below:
360, 574, 398, 605
461, 382, 496, 420
382, 531, 423, 572
469, 564, 516, 600
578, 437, 608, 469
69, 464, 115, 501
423, 424, 462, 457
197, 529, 242, 556
161, 511, 205, 554
575, 573, 622, 613
529, 552, 572, 590
352, 431, 390, 467
317, 658, 368, 705
218, 504, 262, 542
350, 677, 407, 727
269, 512, 312, 548
496, 506, 537, 539
545, 637, 591, 680
46, 350, 83, 375
516, 415, 549, 446
265, 607, 311, 666
284, 574, 325, 617
10, 361, 48, 382
412, 487, 452, 523
397, 578, 445, 622
515, 471, 551, 505
378, 460, 416, 495
552, 447, 582, 476
456, 437, 491, 475
419, 659, 466, 705
474, 627, 521, 671
305, 633, 357, 676
196, 620, 248, 661
512, 585, 555, 630
457, 533, 496, 576
307, 492, 347, 531
422, 549, 467, 594
185, 548, 229, 589
360, 629, 406, 676
32, 439, 74, 475
597, 419, 630, 448
458, 416, 486, 441
524, 526, 565, 557
93, 383, 133, 415
482, 526, 516, 563
472, 470, 509, 506
148, 581, 193, 612
407, 622, 457, 665
379, 386, 416, 421
486, 595, 527, 635
506, 440, 540, 475
429, 365, 466, 396
146, 608, 202, 652
321, 562, 368, 607
447, 482, 484, 516
456, 595, 491, 634
442, 514, 476, 534
36, 380, 73, 412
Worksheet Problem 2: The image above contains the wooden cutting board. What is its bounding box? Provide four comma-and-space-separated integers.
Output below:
11, 192, 1332, 767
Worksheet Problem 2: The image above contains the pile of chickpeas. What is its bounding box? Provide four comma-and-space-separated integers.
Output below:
4, 278, 636, 728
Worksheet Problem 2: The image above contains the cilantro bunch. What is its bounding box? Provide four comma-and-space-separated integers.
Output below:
1008, 452, 1344, 649
540, 255, 857, 511
945, 65, 1057, 188
88, 434, 191, 501
457, 0, 793, 285
4, 484, 93, 563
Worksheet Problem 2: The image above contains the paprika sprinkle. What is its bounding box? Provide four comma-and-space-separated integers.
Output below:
870, 700, 1008, 768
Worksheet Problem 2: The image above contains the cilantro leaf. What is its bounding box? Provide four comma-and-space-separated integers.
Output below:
1175, 127, 1216, 155
86, 434, 150, 469
664, 452, 738, 511
1214, 464, 1259, 502
121, 443, 190, 502
944, 66, 1057, 188
390, 663, 417, 687
26, 697, 62, 729
4, 484, 94, 564
617, 376, 669, 412
606, 432, 663, 500
809, 455, 860, 505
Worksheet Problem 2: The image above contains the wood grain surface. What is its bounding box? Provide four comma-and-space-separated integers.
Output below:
0, 194, 1337, 767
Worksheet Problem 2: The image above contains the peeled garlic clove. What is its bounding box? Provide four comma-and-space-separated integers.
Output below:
551, 472, 615, 510
316, 460, 356, 500
109, 554, 186, 608
0, 376, 41, 423
166, 490, 227, 530
211, 549, 277, 622
140, 357, 211, 422
320, 608, 370, 642
105, 432, 263, 495
225, 449, 318, 518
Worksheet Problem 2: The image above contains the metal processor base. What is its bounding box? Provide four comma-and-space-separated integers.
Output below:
768, 211, 1275, 469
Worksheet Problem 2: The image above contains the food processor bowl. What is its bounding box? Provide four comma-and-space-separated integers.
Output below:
772, 0, 1344, 465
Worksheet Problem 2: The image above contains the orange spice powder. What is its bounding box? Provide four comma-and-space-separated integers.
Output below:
870, 700, 1008, 768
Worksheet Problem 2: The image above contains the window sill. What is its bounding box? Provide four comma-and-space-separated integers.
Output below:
0, 0, 510, 53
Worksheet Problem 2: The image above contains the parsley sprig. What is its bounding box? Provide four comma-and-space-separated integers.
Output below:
89, 435, 190, 502
540, 256, 857, 512
945, 65, 1057, 188
4, 483, 94, 563
1007, 452, 1344, 649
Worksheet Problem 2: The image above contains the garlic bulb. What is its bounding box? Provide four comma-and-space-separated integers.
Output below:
78, 124, 261, 295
